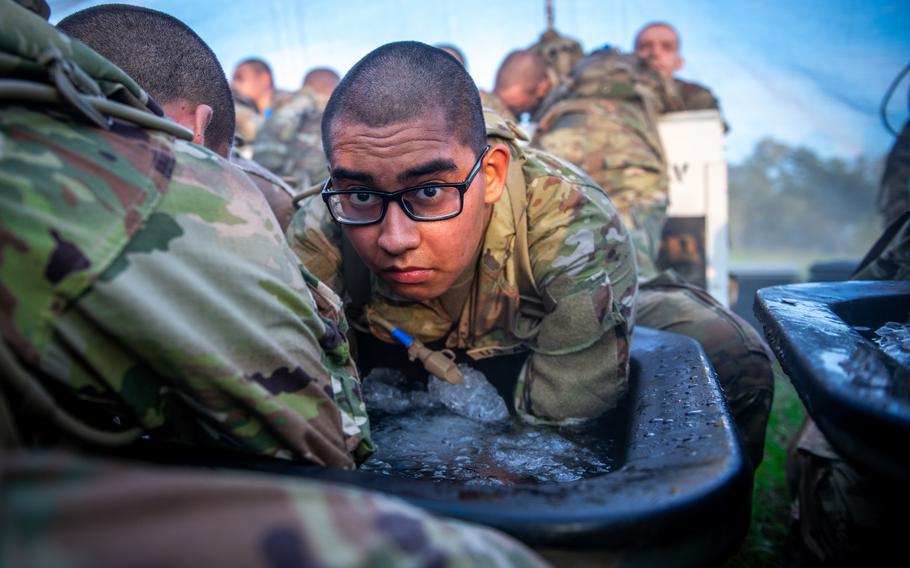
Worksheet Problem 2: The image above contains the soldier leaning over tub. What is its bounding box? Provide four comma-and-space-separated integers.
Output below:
0, 3, 548, 566
289, 41, 640, 427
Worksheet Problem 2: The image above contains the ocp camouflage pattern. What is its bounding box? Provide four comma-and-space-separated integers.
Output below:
252, 87, 330, 191
532, 49, 672, 277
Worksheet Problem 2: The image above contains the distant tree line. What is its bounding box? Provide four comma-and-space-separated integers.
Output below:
728, 139, 884, 257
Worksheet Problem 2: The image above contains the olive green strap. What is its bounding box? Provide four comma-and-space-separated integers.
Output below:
0, 79, 192, 140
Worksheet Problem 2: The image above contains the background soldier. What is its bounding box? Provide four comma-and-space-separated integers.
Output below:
493, 49, 551, 124
633, 21, 723, 113
302, 67, 341, 99
520, 45, 773, 468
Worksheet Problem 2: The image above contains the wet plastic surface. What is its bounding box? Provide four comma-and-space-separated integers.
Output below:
755, 281, 910, 481
119, 327, 752, 566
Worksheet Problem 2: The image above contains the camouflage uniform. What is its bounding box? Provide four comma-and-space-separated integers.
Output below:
669, 78, 729, 133
289, 110, 639, 425
232, 154, 298, 232
533, 49, 674, 278
876, 119, 910, 228
531, 49, 772, 468
528, 29, 584, 89
0, 0, 370, 468
480, 89, 517, 123
672, 78, 721, 112
252, 86, 330, 191
233, 93, 262, 159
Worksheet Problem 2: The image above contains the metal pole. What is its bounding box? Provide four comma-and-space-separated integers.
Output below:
546, 0, 554, 31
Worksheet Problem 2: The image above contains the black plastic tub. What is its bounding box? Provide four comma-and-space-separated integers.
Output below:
119, 327, 752, 566
755, 281, 910, 482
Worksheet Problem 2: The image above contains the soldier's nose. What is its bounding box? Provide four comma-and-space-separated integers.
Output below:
377, 203, 421, 256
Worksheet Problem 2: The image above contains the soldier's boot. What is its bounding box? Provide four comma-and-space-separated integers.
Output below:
637, 280, 774, 469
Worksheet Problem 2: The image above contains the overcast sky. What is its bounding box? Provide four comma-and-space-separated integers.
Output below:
50, 0, 910, 163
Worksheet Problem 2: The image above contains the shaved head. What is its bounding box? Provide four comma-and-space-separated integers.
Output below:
634, 21, 683, 79
634, 21, 681, 50
436, 43, 466, 67
303, 67, 340, 97
322, 41, 486, 160
58, 4, 235, 156
493, 49, 550, 116
235, 58, 274, 85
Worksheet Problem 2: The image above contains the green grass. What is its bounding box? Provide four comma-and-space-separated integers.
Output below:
723, 362, 807, 567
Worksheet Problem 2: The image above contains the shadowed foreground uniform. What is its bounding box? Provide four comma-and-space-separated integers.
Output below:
1, 450, 547, 568
0, 449, 545, 568
291, 110, 638, 425
252, 86, 330, 191
532, 50, 773, 468
0, 3, 547, 565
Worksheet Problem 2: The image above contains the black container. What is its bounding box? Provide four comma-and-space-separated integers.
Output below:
730, 266, 801, 330
755, 281, 910, 481
121, 328, 752, 567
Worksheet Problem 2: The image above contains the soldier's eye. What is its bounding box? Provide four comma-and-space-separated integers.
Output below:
344, 192, 381, 210
419, 187, 439, 199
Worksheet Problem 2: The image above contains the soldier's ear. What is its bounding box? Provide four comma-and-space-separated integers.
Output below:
482, 143, 510, 205
162, 100, 222, 156
192, 104, 213, 150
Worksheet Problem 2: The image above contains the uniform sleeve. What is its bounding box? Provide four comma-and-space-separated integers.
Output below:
514, 151, 638, 424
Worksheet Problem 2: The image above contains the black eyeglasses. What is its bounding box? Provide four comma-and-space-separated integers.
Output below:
321, 145, 491, 225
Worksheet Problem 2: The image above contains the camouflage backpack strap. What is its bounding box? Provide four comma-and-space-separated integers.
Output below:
506, 148, 539, 303
0, 0, 190, 139
484, 108, 539, 303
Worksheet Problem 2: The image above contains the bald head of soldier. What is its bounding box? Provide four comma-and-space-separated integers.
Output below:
435, 43, 466, 67
57, 5, 234, 158
321, 41, 511, 302
634, 21, 683, 80
232, 58, 277, 115
303, 67, 341, 98
493, 49, 551, 117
